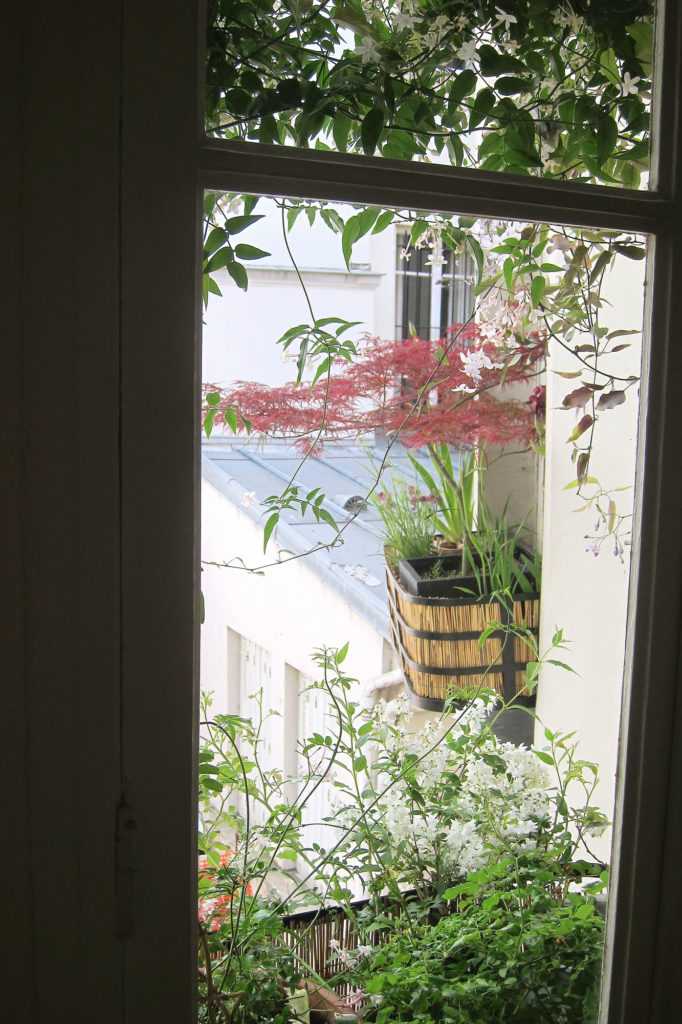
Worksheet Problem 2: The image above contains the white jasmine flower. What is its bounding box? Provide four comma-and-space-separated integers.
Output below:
495, 7, 517, 34
459, 347, 500, 383
455, 15, 469, 30
394, 11, 418, 31
549, 232, 573, 252
568, 11, 584, 33
457, 39, 478, 63
240, 490, 257, 509
621, 72, 640, 97
356, 36, 381, 64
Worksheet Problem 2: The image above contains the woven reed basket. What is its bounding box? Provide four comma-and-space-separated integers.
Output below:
386, 560, 540, 710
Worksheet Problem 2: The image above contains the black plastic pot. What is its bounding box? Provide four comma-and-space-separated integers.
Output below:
399, 553, 477, 598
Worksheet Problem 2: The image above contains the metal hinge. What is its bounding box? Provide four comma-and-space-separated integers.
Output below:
115, 794, 137, 939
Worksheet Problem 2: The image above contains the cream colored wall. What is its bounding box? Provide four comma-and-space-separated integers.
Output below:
201, 476, 387, 719
201, 474, 391, 862
202, 197, 393, 389
534, 256, 646, 858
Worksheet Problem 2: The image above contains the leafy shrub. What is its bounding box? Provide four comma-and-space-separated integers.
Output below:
356, 857, 605, 1023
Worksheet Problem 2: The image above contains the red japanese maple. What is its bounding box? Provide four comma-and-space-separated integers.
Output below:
208, 326, 544, 451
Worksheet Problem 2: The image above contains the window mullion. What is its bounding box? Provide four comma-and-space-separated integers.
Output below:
199, 139, 669, 235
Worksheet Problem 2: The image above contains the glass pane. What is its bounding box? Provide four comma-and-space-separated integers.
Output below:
199, 188, 649, 1022
206, 1, 655, 189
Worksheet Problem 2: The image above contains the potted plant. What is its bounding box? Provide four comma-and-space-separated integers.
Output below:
378, 446, 541, 714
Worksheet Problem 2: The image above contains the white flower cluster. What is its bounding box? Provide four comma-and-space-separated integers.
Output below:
459, 347, 502, 384
329, 937, 374, 967
333, 695, 555, 884
553, 5, 584, 35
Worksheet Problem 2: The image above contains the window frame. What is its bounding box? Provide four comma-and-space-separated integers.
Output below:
10, 2, 680, 1021
194, 4, 682, 1020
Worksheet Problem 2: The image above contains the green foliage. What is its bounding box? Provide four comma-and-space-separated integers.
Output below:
409, 445, 477, 550
278, 315, 360, 384
372, 481, 436, 565
464, 503, 541, 599
206, 1, 653, 186
202, 194, 270, 304
198, 638, 608, 1023
261, 485, 338, 552
355, 858, 605, 1023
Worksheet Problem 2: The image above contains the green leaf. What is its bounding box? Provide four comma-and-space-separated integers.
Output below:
495, 76, 531, 96
465, 235, 484, 283
503, 257, 514, 293
546, 660, 578, 675
535, 750, 554, 766
206, 248, 233, 272
234, 243, 270, 260
203, 409, 216, 438
341, 208, 380, 268
353, 755, 367, 773
242, 195, 260, 216
287, 206, 303, 231
627, 21, 653, 66
478, 45, 525, 76
596, 115, 618, 165
225, 213, 265, 235
470, 88, 495, 129
204, 226, 226, 255
410, 219, 428, 246
372, 210, 395, 235
224, 406, 239, 433
321, 208, 344, 233
263, 512, 279, 552
205, 391, 221, 406
311, 356, 332, 384
530, 276, 545, 306
614, 243, 647, 260
449, 69, 477, 107
227, 260, 248, 291
361, 107, 385, 155
525, 661, 540, 692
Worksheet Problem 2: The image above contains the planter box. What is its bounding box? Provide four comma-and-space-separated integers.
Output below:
387, 556, 540, 712
399, 553, 478, 598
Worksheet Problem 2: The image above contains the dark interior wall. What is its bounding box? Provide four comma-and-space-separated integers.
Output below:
5, 6, 124, 1020
4, 5, 200, 1020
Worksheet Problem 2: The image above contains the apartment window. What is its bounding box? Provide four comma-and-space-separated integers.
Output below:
395, 229, 474, 339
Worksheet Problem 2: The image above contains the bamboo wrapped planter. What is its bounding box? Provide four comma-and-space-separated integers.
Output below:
386, 557, 540, 711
